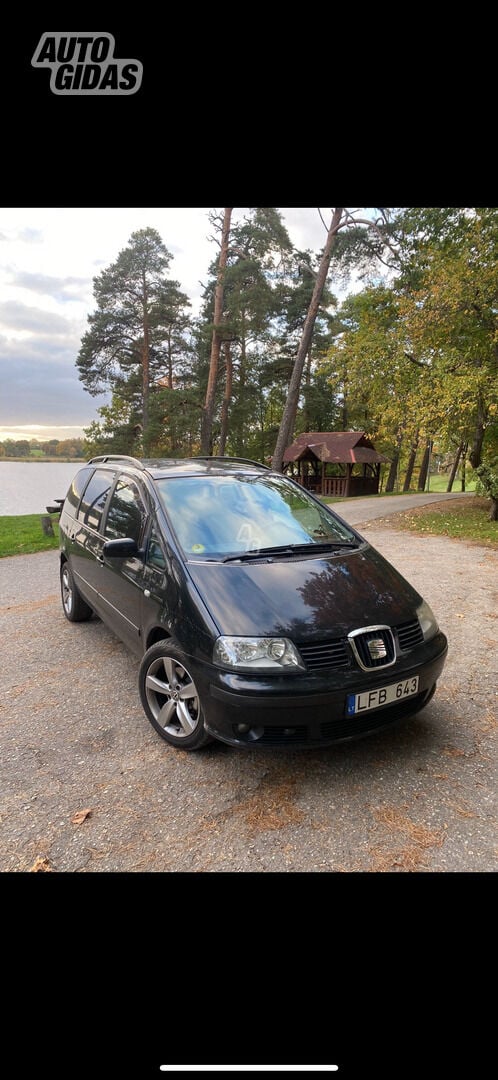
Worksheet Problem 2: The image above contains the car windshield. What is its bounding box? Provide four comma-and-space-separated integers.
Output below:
155, 473, 358, 558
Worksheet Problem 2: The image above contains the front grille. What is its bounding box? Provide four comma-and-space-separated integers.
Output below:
259, 725, 308, 744
297, 639, 349, 670
257, 690, 430, 746
397, 618, 424, 651
296, 618, 423, 675
348, 627, 396, 669
321, 691, 429, 741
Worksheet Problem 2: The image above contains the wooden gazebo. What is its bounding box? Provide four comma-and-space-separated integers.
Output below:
282, 431, 389, 497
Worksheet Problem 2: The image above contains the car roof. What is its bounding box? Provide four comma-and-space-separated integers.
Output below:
86, 455, 271, 479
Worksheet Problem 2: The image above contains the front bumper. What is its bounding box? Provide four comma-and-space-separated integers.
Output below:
200, 632, 448, 748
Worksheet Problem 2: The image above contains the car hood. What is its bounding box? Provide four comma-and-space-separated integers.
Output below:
186, 545, 423, 638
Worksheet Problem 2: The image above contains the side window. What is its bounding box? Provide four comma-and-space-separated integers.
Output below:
147, 525, 167, 571
65, 466, 94, 512
78, 469, 114, 532
104, 478, 146, 545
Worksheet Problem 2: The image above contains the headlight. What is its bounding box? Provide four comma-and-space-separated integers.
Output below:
213, 636, 304, 671
416, 600, 439, 641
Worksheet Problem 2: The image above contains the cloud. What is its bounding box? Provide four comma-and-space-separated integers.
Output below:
18, 227, 44, 243
9, 270, 91, 302
0, 300, 74, 336
0, 335, 108, 425
0, 225, 45, 243
0, 423, 87, 439
0, 206, 347, 436
279, 208, 331, 253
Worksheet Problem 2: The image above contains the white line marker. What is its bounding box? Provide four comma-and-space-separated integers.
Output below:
159, 1068, 339, 1073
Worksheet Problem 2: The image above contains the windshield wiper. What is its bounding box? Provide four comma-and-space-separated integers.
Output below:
221, 541, 359, 563
222, 545, 294, 562
291, 541, 359, 551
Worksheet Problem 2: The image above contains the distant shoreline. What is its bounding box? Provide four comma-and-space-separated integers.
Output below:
0, 457, 83, 463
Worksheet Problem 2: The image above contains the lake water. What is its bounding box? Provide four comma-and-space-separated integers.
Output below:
0, 462, 81, 515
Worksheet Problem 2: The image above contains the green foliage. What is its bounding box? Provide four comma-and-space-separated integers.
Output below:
393, 208, 498, 467
476, 458, 498, 498
76, 227, 193, 452
83, 396, 141, 457
197, 208, 297, 456
76, 208, 498, 470
0, 438, 85, 460
320, 209, 498, 486
475, 457, 498, 519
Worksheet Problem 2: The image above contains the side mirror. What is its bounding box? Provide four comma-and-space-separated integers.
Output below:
103, 537, 142, 559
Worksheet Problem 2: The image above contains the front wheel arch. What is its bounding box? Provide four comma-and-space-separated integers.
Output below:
138, 638, 213, 751
145, 626, 172, 651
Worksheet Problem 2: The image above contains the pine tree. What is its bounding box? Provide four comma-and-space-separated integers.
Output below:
77, 227, 191, 452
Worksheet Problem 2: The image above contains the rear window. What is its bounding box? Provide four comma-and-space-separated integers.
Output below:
64, 466, 94, 512
78, 469, 114, 532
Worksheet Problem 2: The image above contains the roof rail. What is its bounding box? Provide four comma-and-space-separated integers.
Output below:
87, 455, 145, 469
192, 456, 271, 470
86, 454, 271, 472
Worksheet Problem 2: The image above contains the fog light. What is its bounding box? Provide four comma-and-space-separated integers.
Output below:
235, 723, 251, 735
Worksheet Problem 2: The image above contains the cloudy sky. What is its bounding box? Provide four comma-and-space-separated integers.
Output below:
0, 207, 335, 442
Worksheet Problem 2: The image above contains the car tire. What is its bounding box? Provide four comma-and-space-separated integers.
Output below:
60, 561, 93, 622
139, 639, 213, 750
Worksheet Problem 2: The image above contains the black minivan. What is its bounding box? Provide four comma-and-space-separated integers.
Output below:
56, 455, 448, 750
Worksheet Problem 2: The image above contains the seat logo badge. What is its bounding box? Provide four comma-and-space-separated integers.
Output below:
368, 637, 387, 660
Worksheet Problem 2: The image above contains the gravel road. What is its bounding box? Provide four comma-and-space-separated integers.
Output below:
1, 498, 496, 872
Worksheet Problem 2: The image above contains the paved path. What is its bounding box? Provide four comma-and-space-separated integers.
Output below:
331, 490, 474, 526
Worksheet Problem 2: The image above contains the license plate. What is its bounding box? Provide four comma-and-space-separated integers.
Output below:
346, 675, 419, 716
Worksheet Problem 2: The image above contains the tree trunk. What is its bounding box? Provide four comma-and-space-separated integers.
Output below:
461, 445, 467, 491
201, 207, 232, 455
385, 427, 404, 493
385, 449, 400, 493
303, 346, 312, 431
402, 431, 419, 491
272, 207, 344, 472
219, 341, 232, 456
258, 387, 265, 461
167, 327, 173, 389
468, 396, 487, 469
142, 271, 149, 440
235, 314, 247, 456
489, 497, 498, 521
446, 443, 463, 492
418, 440, 432, 491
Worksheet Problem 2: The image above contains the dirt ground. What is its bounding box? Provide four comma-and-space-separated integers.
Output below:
1, 507, 496, 873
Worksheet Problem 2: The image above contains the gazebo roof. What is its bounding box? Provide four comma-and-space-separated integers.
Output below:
283, 431, 389, 465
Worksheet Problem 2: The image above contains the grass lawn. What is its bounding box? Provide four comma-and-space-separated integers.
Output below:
416, 473, 476, 493
0, 514, 60, 557
374, 496, 498, 547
